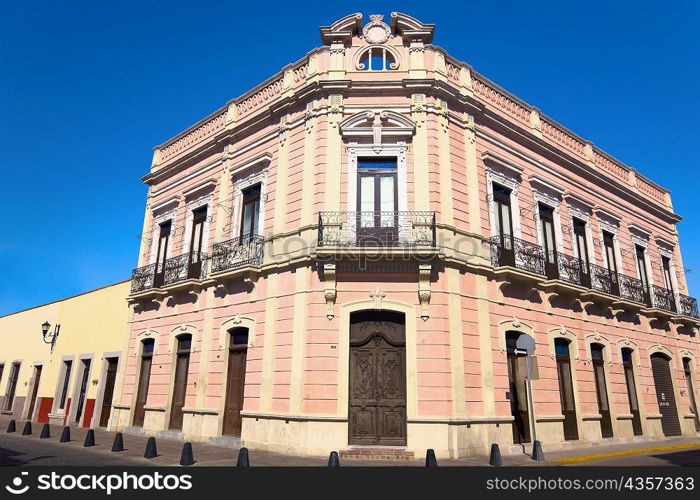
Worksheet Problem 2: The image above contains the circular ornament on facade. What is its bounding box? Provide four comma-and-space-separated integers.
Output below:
362, 14, 391, 44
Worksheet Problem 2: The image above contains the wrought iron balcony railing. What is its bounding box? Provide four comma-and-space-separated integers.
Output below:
487, 235, 546, 275
486, 234, 698, 318
211, 235, 264, 273
618, 274, 649, 305
130, 251, 208, 294
131, 263, 156, 293
650, 284, 677, 313
678, 293, 699, 318
590, 262, 620, 296
318, 211, 436, 248
163, 251, 208, 286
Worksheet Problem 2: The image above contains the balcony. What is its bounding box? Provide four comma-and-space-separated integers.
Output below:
317, 211, 437, 261
211, 235, 264, 275
487, 235, 699, 320
129, 251, 208, 297
487, 235, 546, 279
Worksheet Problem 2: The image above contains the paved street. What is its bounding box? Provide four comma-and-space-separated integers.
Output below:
0, 418, 699, 466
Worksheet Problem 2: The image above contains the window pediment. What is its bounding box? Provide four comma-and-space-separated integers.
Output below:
339, 110, 415, 144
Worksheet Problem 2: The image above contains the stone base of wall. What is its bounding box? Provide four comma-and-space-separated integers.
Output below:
107, 409, 700, 458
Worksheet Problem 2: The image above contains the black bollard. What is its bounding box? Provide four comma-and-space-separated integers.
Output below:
59, 426, 71, 443
328, 451, 340, 467
489, 443, 503, 466
531, 440, 545, 461
6, 419, 16, 433
21, 421, 32, 436
180, 442, 194, 466
111, 432, 124, 452
236, 447, 250, 467
84, 429, 95, 447
425, 449, 438, 467
40, 423, 50, 439
144, 437, 157, 459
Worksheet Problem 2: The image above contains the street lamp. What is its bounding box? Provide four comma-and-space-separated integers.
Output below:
41, 321, 60, 353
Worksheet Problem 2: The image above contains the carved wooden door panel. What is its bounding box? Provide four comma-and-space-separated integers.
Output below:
349, 316, 406, 446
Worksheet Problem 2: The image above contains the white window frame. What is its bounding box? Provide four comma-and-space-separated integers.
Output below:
597, 217, 624, 275
485, 168, 521, 240
182, 193, 213, 256
657, 247, 680, 294
532, 191, 564, 255
230, 169, 267, 241
347, 143, 408, 214
566, 203, 596, 264
149, 206, 177, 266
631, 234, 655, 287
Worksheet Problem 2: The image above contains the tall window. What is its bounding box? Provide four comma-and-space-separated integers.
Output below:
154, 220, 172, 287
493, 183, 513, 240
3, 362, 20, 411
240, 185, 261, 242
602, 231, 617, 274
188, 206, 207, 279
505, 332, 530, 444
661, 256, 674, 291
635, 245, 649, 287
357, 158, 398, 245
573, 218, 591, 287
539, 204, 557, 278
59, 360, 72, 410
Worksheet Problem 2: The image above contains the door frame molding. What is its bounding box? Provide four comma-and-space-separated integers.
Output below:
91, 352, 121, 428
547, 327, 583, 440
164, 325, 198, 431
647, 346, 683, 430
22, 361, 44, 421
68, 353, 94, 425
216, 315, 256, 435
584, 334, 617, 437
339, 299, 418, 425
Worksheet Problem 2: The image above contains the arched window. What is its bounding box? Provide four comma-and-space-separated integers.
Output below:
590, 343, 613, 438
357, 46, 397, 71
682, 357, 700, 431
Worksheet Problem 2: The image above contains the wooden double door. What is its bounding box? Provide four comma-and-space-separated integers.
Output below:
348, 312, 407, 446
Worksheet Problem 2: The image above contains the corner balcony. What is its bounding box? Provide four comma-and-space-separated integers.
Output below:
317, 211, 437, 262
129, 251, 208, 299
210, 235, 264, 278
487, 235, 699, 323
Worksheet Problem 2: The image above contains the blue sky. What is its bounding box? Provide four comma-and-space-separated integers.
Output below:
1, 1, 698, 315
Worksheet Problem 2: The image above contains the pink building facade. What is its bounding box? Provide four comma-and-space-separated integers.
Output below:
112, 13, 700, 458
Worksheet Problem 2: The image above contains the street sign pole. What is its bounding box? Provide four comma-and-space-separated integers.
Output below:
525, 354, 537, 446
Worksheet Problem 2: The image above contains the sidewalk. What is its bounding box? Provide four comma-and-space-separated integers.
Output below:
0, 416, 698, 466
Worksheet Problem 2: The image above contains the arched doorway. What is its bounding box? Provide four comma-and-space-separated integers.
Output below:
348, 310, 406, 446
650, 352, 681, 436
505, 331, 530, 444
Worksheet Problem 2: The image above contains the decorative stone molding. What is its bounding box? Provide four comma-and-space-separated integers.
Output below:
369, 288, 386, 309
323, 263, 337, 320
320, 13, 363, 45
390, 12, 435, 44
339, 110, 415, 145
362, 14, 391, 44
418, 264, 432, 321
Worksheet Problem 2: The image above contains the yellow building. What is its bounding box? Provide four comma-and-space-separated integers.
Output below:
0, 280, 130, 429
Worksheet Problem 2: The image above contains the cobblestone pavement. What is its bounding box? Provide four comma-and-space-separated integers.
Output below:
0, 418, 698, 467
